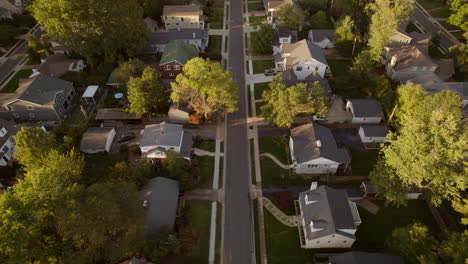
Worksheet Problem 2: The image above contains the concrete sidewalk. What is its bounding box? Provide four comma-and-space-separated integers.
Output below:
259, 153, 291, 169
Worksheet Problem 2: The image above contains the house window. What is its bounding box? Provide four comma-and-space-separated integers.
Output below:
165, 65, 171, 70
5, 105, 13, 111
169, 73, 175, 77
174, 65, 181, 70
26, 105, 34, 111
296, 66, 302, 71
2, 145, 9, 153
29, 113, 35, 118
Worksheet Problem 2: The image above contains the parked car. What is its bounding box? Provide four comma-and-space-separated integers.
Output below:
313, 115, 327, 121
264, 69, 279, 76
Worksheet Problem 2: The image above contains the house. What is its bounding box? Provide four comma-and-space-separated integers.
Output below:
79, 127, 116, 154
263, 0, 293, 23
50, 41, 72, 56
308, 30, 335, 49
0, 0, 24, 15
95, 108, 141, 123
0, 120, 40, 166
272, 26, 297, 54
382, 40, 455, 82
159, 40, 198, 79
141, 177, 179, 235
298, 185, 361, 248
32, 54, 86, 78
80, 85, 104, 105
0, 73, 76, 123
388, 22, 430, 46
282, 70, 332, 95
358, 125, 389, 143
361, 180, 423, 200
162, 5, 204, 30
145, 28, 209, 54
318, 251, 405, 264
275, 40, 329, 80
144, 17, 158, 32
346, 99, 384, 124
140, 122, 193, 160
290, 123, 350, 175
168, 102, 191, 124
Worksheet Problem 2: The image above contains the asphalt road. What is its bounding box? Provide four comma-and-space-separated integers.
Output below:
222, 0, 253, 262
411, 7, 461, 51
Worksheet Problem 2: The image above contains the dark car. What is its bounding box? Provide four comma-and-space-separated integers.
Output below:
264, 69, 279, 76
117, 132, 135, 143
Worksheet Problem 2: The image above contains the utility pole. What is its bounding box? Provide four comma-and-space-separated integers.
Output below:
388, 104, 398, 123
351, 36, 357, 57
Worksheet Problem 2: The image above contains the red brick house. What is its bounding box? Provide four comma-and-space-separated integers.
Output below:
159, 40, 199, 79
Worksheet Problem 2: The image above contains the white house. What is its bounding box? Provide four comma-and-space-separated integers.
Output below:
272, 26, 297, 54
358, 125, 389, 143
290, 123, 350, 175
140, 122, 193, 160
263, 0, 293, 23
162, 5, 204, 30
275, 39, 329, 80
145, 29, 209, 53
79, 127, 116, 153
32, 54, 86, 78
346, 99, 384, 124
308, 30, 335, 49
298, 184, 361, 248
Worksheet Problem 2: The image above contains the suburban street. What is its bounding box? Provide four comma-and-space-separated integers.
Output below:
222, 0, 253, 262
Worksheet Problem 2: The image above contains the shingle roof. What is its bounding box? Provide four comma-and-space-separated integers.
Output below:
385, 44, 438, 71
141, 177, 179, 234
360, 125, 389, 137
272, 26, 297, 46
290, 123, 350, 164
95, 108, 141, 120
79, 127, 115, 153
160, 40, 198, 66
148, 29, 208, 45
329, 251, 405, 264
407, 74, 467, 100
299, 186, 357, 241
347, 99, 384, 118
282, 70, 331, 95
163, 5, 201, 17
140, 122, 184, 149
310, 30, 335, 42
37, 54, 82, 77
281, 40, 328, 67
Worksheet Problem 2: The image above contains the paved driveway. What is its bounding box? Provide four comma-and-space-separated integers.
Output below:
331, 127, 364, 149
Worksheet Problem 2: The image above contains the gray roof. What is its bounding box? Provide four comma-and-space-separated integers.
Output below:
272, 26, 297, 46
360, 125, 389, 137
148, 29, 208, 46
408, 74, 468, 99
347, 99, 384, 118
141, 177, 179, 234
0, 7, 10, 17
95, 108, 141, 120
0, 73, 74, 107
328, 251, 405, 264
180, 129, 193, 159
282, 70, 331, 95
290, 123, 350, 164
299, 186, 357, 241
141, 122, 183, 148
37, 54, 82, 77
281, 39, 328, 66
79, 127, 115, 153
310, 30, 335, 42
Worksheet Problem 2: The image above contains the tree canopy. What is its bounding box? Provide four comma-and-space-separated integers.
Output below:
29, 0, 150, 64
333, 16, 360, 57
449, 43, 468, 79
117, 58, 145, 84
251, 24, 274, 55
261, 75, 328, 127
448, 0, 468, 34
14, 127, 57, 171
127, 67, 168, 116
278, 3, 306, 30
171, 58, 238, 120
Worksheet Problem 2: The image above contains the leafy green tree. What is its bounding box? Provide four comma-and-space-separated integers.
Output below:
116, 58, 145, 84
162, 151, 194, 190
333, 16, 360, 57
251, 24, 274, 55
382, 90, 467, 205
367, 0, 414, 61
297, 0, 326, 14
261, 76, 328, 127
448, 0, 468, 33
30, 0, 150, 64
308, 11, 329, 29
394, 83, 429, 125
139, 0, 164, 19
127, 67, 168, 116
449, 43, 468, 79
330, 0, 372, 32
438, 230, 468, 263
144, 226, 181, 261
110, 160, 152, 187
369, 158, 410, 206
351, 50, 375, 82
278, 3, 306, 30
27, 34, 50, 64
14, 127, 57, 170
171, 58, 239, 120
451, 198, 468, 225
369, 75, 395, 115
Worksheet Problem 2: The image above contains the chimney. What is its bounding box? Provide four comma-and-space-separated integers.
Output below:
390, 55, 398, 67
310, 181, 318, 190
316, 140, 321, 148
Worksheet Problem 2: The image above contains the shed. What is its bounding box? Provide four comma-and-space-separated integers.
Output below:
346, 99, 384, 124
358, 125, 390, 143
81, 85, 103, 105
80, 127, 116, 153
168, 102, 191, 123
141, 177, 180, 234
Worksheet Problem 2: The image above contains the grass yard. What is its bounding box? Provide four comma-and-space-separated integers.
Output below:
252, 59, 274, 74
328, 59, 352, 77
354, 200, 439, 252
260, 158, 310, 186
194, 156, 215, 189
349, 148, 379, 176
0, 69, 33, 93
258, 136, 290, 164
254, 82, 269, 99
206, 35, 222, 56
428, 6, 451, 18
195, 139, 216, 152
247, 1, 265, 11
417, 0, 447, 10
328, 59, 367, 99
263, 209, 311, 264
249, 15, 265, 25
206, 6, 224, 29
185, 200, 212, 263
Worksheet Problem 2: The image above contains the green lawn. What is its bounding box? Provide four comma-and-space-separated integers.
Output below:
185, 200, 212, 263
349, 148, 379, 176
354, 200, 439, 252
81, 152, 127, 184
194, 156, 215, 189
260, 158, 310, 186
328, 59, 352, 77
263, 209, 311, 264
252, 59, 274, 74
328, 59, 367, 99
206, 6, 224, 29
247, 1, 265, 11
206, 35, 222, 56
417, 0, 447, 11
428, 6, 451, 18
195, 139, 216, 152
249, 15, 265, 25
0, 69, 33, 93
254, 82, 269, 99
258, 136, 290, 164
